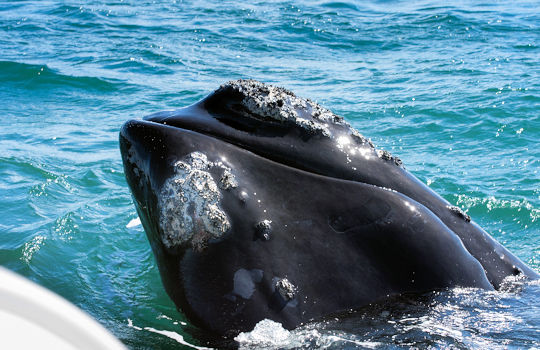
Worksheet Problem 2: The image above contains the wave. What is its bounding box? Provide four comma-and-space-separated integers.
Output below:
236, 280, 540, 349
0, 61, 121, 92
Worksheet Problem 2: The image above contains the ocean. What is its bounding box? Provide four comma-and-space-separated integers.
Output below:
0, 0, 538, 348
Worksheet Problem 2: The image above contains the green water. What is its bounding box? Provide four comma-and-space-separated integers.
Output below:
0, 1, 538, 348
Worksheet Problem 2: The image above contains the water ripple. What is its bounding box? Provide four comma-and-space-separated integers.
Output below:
0, 0, 538, 349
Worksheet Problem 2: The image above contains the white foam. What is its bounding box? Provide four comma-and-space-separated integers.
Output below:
235, 319, 292, 348
143, 327, 212, 350
325, 336, 382, 349
126, 217, 141, 228
127, 319, 211, 350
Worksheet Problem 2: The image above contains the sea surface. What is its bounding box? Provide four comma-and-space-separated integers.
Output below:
0, 0, 538, 349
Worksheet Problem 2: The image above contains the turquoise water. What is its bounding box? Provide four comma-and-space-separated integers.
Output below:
1, 0, 538, 348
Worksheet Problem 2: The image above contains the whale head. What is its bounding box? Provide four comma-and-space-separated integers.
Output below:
119, 80, 536, 340
120, 79, 399, 254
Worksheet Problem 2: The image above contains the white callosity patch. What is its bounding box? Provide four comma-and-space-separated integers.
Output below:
219, 168, 238, 190
220, 79, 350, 137
158, 152, 237, 251
275, 278, 297, 301
254, 219, 272, 241
376, 148, 403, 167
447, 205, 471, 222
220, 80, 404, 168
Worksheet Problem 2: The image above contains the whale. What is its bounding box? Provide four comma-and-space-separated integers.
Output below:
119, 80, 538, 342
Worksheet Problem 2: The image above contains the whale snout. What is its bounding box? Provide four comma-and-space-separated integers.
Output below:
120, 119, 240, 253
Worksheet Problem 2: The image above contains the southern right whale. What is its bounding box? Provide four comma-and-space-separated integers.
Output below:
119, 79, 538, 341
